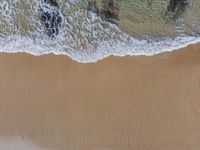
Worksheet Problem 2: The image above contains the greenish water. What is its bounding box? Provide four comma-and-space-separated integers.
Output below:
118, 0, 200, 36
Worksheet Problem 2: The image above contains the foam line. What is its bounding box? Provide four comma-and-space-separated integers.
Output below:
0, 34, 200, 63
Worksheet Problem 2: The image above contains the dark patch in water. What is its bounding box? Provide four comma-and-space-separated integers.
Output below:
100, 0, 119, 21
40, 0, 62, 37
88, 0, 119, 25
166, 0, 188, 19
44, 0, 59, 7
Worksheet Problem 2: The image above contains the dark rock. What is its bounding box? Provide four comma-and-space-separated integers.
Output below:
101, 0, 119, 20
89, 0, 119, 24
40, 0, 62, 37
166, 0, 188, 19
44, 0, 59, 8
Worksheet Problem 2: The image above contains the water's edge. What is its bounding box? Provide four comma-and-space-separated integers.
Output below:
0, 39, 200, 63
0, 35, 200, 63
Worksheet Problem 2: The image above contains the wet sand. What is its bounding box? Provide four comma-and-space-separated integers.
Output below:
0, 44, 200, 150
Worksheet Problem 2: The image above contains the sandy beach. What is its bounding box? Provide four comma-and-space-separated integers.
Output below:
0, 44, 200, 150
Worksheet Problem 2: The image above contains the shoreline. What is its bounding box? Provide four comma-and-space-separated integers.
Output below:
1, 34, 200, 63
0, 43, 200, 150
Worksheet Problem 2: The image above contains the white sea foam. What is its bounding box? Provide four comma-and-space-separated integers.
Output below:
0, 33, 199, 63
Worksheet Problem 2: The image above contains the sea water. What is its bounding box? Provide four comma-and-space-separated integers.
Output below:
0, 0, 200, 62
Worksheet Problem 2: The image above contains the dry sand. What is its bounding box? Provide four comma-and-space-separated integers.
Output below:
0, 44, 200, 150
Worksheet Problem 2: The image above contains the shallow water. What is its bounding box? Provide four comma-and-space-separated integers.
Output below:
0, 0, 200, 62
0, 136, 49, 150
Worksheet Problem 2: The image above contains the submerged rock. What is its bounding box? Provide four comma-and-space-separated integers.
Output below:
88, 0, 119, 24
166, 0, 188, 19
41, 11, 62, 36
100, 0, 119, 20
40, 0, 62, 37
44, 0, 59, 8
167, 0, 188, 11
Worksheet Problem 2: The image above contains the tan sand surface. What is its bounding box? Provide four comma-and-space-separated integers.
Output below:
0, 44, 200, 150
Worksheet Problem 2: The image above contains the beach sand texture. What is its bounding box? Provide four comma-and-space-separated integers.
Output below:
0, 44, 200, 150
